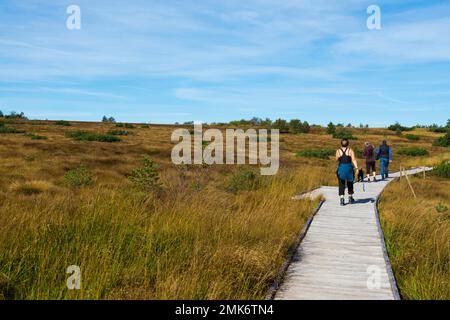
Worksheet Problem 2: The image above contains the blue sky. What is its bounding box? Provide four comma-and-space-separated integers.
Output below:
0, 0, 449, 126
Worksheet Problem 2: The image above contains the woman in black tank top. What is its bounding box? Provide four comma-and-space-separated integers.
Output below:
336, 139, 359, 206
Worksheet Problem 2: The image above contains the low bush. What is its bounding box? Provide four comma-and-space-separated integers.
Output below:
271, 119, 289, 133
432, 160, 450, 179
405, 134, 420, 141
107, 130, 130, 136
296, 148, 335, 160
64, 166, 94, 187
353, 148, 363, 159
332, 129, 357, 140
128, 156, 162, 192
388, 122, 413, 132
0, 123, 25, 134
428, 126, 449, 133
54, 120, 71, 126
224, 168, 261, 194
24, 133, 48, 140
116, 123, 135, 129
398, 147, 429, 157
3, 111, 27, 120
433, 132, 450, 147
289, 119, 310, 134
65, 130, 121, 142
24, 155, 35, 162
435, 203, 448, 213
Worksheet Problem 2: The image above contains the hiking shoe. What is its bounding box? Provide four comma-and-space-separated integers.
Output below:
340, 198, 345, 206
349, 196, 356, 204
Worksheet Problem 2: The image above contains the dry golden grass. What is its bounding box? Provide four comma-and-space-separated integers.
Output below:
9, 180, 55, 195
379, 175, 450, 300
0, 119, 448, 299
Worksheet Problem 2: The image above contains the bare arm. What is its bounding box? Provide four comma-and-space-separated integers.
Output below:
335, 149, 341, 161
349, 149, 358, 169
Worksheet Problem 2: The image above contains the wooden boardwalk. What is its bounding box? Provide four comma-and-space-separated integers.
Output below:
275, 167, 431, 300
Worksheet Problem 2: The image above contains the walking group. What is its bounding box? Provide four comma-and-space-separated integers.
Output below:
335, 138, 393, 206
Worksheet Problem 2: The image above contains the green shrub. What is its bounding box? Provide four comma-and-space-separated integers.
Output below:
224, 168, 260, 194
31, 135, 48, 140
64, 166, 93, 187
296, 148, 335, 160
65, 130, 121, 142
432, 160, 450, 179
354, 148, 363, 158
388, 122, 413, 132
405, 134, 420, 141
24, 155, 35, 162
54, 120, 71, 126
398, 147, 429, 157
435, 203, 448, 213
116, 123, 135, 129
433, 132, 450, 147
24, 133, 48, 140
107, 130, 130, 136
0, 126, 25, 134
289, 119, 310, 134
128, 156, 162, 192
3, 111, 27, 120
102, 116, 116, 123
428, 124, 449, 133
332, 129, 357, 140
271, 119, 289, 133
326, 122, 336, 134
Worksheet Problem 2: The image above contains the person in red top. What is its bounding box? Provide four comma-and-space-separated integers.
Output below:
363, 142, 377, 182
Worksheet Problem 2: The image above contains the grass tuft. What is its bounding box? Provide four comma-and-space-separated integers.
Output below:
10, 180, 54, 195
64, 166, 94, 188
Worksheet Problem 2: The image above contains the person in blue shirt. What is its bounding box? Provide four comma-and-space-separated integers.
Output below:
377, 140, 393, 180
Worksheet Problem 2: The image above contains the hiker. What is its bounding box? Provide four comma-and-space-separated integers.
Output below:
336, 139, 359, 206
376, 140, 393, 180
363, 142, 377, 182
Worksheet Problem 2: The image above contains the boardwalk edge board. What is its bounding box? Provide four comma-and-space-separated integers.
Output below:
266, 200, 325, 300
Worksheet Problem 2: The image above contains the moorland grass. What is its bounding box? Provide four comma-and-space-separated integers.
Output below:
0, 168, 319, 299
0, 120, 448, 300
379, 175, 450, 300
